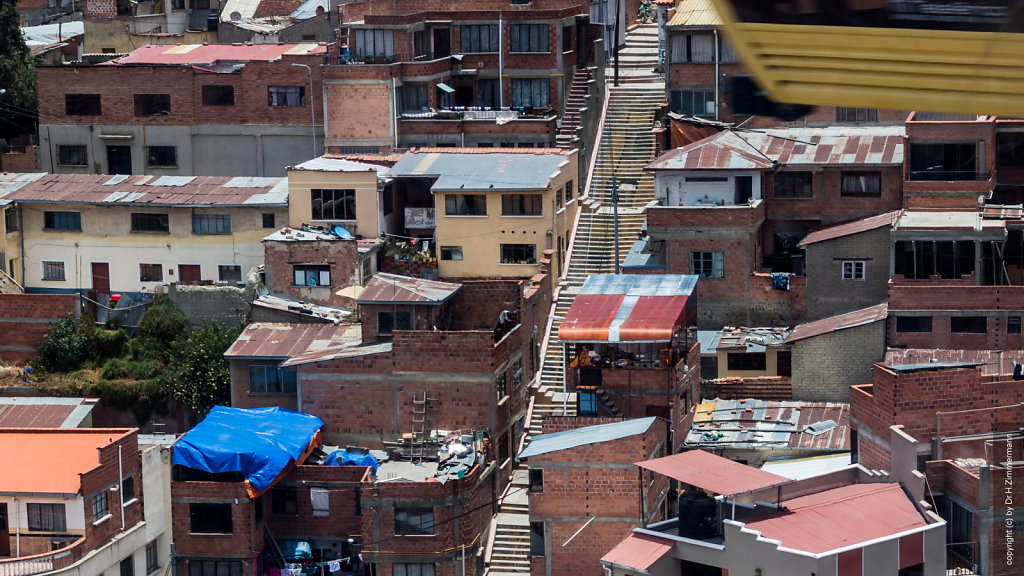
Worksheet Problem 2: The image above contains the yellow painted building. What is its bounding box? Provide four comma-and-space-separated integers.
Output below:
0, 173, 287, 295
285, 157, 387, 239
388, 148, 580, 279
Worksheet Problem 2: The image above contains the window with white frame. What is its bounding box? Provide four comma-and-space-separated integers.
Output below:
91, 492, 110, 521
293, 264, 330, 287
42, 261, 66, 281
842, 260, 866, 280
690, 251, 724, 278
670, 90, 715, 116
355, 29, 395, 57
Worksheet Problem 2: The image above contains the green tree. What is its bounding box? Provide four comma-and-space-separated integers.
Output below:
165, 323, 241, 412
37, 316, 89, 371
0, 0, 37, 141
137, 295, 190, 359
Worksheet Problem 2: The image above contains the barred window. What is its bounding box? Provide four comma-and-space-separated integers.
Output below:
57, 145, 88, 166
42, 261, 66, 281
131, 213, 169, 232
147, 146, 177, 167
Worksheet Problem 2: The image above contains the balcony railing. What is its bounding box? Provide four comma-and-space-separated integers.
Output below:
0, 537, 86, 576
906, 170, 991, 181
399, 108, 556, 122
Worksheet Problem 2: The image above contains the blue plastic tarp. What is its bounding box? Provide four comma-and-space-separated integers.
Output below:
281, 540, 312, 560
324, 450, 379, 474
171, 406, 324, 493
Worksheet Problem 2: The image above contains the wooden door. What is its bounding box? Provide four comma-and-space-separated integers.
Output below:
178, 264, 201, 284
91, 262, 110, 293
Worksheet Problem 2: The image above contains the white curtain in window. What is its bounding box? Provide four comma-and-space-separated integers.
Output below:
310, 488, 329, 516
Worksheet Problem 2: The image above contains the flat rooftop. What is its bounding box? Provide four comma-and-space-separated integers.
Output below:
0, 429, 134, 495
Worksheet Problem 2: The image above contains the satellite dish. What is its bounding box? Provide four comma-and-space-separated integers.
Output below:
230, 11, 241, 21
332, 225, 353, 240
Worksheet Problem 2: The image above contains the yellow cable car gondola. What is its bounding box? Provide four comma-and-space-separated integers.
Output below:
708, 0, 1024, 117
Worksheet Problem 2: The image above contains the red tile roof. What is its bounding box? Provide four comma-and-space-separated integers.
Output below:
787, 303, 888, 343
637, 449, 789, 496
743, 483, 929, 554
107, 42, 326, 66
798, 211, 899, 247
600, 533, 673, 570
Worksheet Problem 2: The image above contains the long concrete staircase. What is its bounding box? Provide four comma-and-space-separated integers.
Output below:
484, 23, 664, 576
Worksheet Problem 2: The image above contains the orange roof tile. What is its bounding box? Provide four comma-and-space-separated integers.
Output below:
0, 429, 133, 494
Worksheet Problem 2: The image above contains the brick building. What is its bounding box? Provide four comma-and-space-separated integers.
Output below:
0, 293, 79, 364
37, 43, 328, 177
325, 0, 600, 151
518, 417, 669, 576
850, 362, 1024, 574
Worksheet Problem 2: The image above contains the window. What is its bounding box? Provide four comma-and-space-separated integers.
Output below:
202, 85, 235, 106
1009, 316, 1022, 334
188, 561, 242, 576
502, 194, 543, 216
293, 264, 330, 287
997, 132, 1024, 168
528, 469, 543, 493
268, 86, 305, 106
271, 487, 298, 515
670, 33, 714, 63
145, 541, 159, 574
355, 29, 394, 57
395, 508, 434, 535
555, 187, 563, 208
511, 78, 550, 108
477, 78, 499, 108
91, 492, 109, 521
727, 352, 767, 371
57, 145, 88, 166
147, 146, 177, 167
192, 214, 231, 234
562, 24, 574, 52
189, 503, 232, 534
510, 24, 548, 52
841, 171, 882, 197
394, 565, 435, 576
42, 261, 66, 281
670, 90, 715, 116
400, 84, 428, 112
120, 557, 134, 576
134, 94, 171, 116
908, 142, 977, 181
219, 265, 242, 283
500, 244, 536, 264
578, 390, 597, 416
139, 263, 163, 282
842, 260, 866, 280
568, 179, 578, 199
248, 365, 297, 394
27, 503, 66, 532
690, 251, 724, 278
413, 30, 426, 57
460, 24, 498, 53
4, 207, 16, 232
378, 311, 411, 335
445, 194, 487, 216
262, 213, 276, 228
44, 211, 81, 231
65, 94, 101, 116
895, 316, 932, 333
496, 373, 507, 400
836, 107, 878, 122
122, 476, 135, 503
131, 213, 169, 233
440, 246, 463, 261
311, 189, 357, 220
951, 316, 987, 333
774, 172, 813, 198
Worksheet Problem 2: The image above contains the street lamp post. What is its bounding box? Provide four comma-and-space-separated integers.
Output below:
291, 63, 317, 157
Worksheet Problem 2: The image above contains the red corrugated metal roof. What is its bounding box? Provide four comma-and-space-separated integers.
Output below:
617, 295, 690, 342
0, 404, 75, 427
358, 273, 461, 305
637, 449, 789, 496
798, 211, 899, 247
787, 303, 888, 343
558, 294, 625, 342
742, 483, 929, 554
224, 322, 359, 358
600, 533, 673, 570
107, 43, 326, 65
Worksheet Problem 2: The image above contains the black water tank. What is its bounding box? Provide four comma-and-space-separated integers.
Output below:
207, 14, 219, 31
677, 485, 717, 539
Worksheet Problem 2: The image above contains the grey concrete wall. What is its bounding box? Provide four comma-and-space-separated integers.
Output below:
804, 226, 890, 320
166, 283, 254, 328
791, 319, 885, 402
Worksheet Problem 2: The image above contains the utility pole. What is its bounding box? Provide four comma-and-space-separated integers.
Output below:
612, 172, 620, 274
291, 63, 317, 157
613, 0, 621, 87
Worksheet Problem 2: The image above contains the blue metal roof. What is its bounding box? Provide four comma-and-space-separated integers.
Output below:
519, 417, 658, 459
579, 274, 698, 297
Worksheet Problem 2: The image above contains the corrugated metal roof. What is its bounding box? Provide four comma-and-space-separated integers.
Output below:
292, 156, 389, 175
559, 275, 698, 343
282, 341, 392, 366
290, 0, 330, 19
668, 0, 722, 27
0, 397, 95, 428
884, 348, 1023, 375
225, 322, 360, 358
787, 303, 888, 343
760, 453, 853, 480
519, 417, 657, 459
798, 211, 900, 247
579, 274, 698, 296
649, 126, 905, 172
637, 449, 790, 496
0, 173, 287, 206
106, 42, 326, 66
388, 150, 570, 192
600, 533, 673, 571
885, 361, 983, 373
358, 273, 461, 305
684, 398, 850, 451
742, 483, 929, 554
712, 327, 789, 351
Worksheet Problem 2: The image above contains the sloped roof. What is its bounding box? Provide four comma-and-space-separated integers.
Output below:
798, 211, 899, 247
388, 149, 571, 192
787, 303, 888, 343
600, 532, 673, 571
357, 273, 461, 305
647, 131, 774, 171
684, 399, 849, 451
637, 449, 789, 496
0, 429, 134, 495
668, 0, 722, 27
559, 275, 698, 343
519, 417, 657, 459
106, 43, 326, 67
0, 173, 287, 207
225, 322, 360, 358
291, 156, 389, 175
0, 397, 95, 428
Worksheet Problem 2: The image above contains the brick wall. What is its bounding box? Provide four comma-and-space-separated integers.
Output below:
323, 81, 393, 145
791, 320, 885, 402
0, 146, 38, 172
804, 226, 890, 320
171, 481, 256, 560
0, 293, 79, 364
263, 238, 359, 308
80, 431, 143, 550
888, 285, 1024, 350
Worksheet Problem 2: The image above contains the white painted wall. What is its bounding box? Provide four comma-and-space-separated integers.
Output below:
0, 496, 86, 536
654, 172, 763, 207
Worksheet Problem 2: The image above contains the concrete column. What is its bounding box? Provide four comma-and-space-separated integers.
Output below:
975, 240, 983, 285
